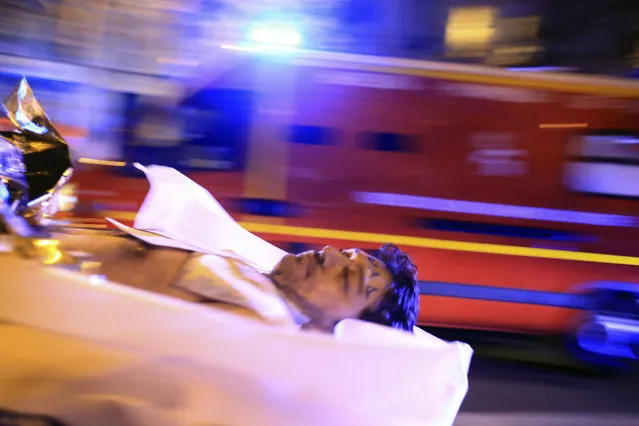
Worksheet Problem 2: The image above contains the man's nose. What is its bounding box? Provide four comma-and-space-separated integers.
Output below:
320, 245, 338, 255
319, 246, 345, 267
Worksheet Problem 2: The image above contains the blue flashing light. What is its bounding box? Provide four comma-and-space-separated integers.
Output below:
246, 21, 302, 51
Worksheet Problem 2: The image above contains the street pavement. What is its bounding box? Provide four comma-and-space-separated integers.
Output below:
454, 355, 639, 425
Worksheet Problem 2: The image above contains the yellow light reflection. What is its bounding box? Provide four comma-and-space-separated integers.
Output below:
34, 239, 63, 265
78, 158, 126, 167
539, 123, 589, 129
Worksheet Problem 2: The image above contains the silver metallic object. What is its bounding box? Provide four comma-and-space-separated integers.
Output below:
22, 167, 74, 225
0, 77, 73, 224
0, 194, 104, 278
3, 77, 66, 143
0, 78, 103, 280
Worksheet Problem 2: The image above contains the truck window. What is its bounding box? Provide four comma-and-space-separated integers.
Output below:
289, 125, 335, 146
122, 88, 254, 172
564, 131, 639, 198
362, 132, 415, 152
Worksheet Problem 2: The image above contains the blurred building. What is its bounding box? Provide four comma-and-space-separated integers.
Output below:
0, 0, 635, 153
336, 0, 639, 74
0, 0, 203, 75
538, 0, 639, 74
0, 0, 636, 76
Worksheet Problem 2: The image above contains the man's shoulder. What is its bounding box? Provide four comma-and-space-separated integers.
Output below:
173, 252, 308, 326
182, 251, 275, 290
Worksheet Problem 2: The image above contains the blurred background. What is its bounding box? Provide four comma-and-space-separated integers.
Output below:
2, 0, 639, 424
1, 0, 637, 148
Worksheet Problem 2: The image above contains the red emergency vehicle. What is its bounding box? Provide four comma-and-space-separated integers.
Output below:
67, 47, 639, 364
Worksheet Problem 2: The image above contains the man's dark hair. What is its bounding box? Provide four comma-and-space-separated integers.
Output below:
359, 244, 420, 332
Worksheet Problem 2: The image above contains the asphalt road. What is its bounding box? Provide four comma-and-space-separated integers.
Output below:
454, 355, 639, 425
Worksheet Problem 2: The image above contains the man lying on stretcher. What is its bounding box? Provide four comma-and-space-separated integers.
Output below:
0, 79, 471, 426
58, 164, 420, 334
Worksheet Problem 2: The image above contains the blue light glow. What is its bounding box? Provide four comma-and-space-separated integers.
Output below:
246, 21, 302, 51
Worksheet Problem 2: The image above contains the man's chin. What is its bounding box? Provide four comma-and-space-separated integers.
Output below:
272, 253, 294, 269
269, 254, 296, 288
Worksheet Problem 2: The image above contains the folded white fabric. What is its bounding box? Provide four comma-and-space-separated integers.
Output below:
334, 319, 472, 426
107, 163, 287, 272
1, 255, 472, 426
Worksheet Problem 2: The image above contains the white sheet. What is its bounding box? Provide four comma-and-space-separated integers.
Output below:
1, 255, 472, 426
107, 163, 288, 272
0, 163, 472, 425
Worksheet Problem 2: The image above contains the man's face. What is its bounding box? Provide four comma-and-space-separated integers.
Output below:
270, 246, 391, 325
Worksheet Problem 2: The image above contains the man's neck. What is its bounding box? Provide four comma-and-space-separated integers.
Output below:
266, 274, 335, 332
